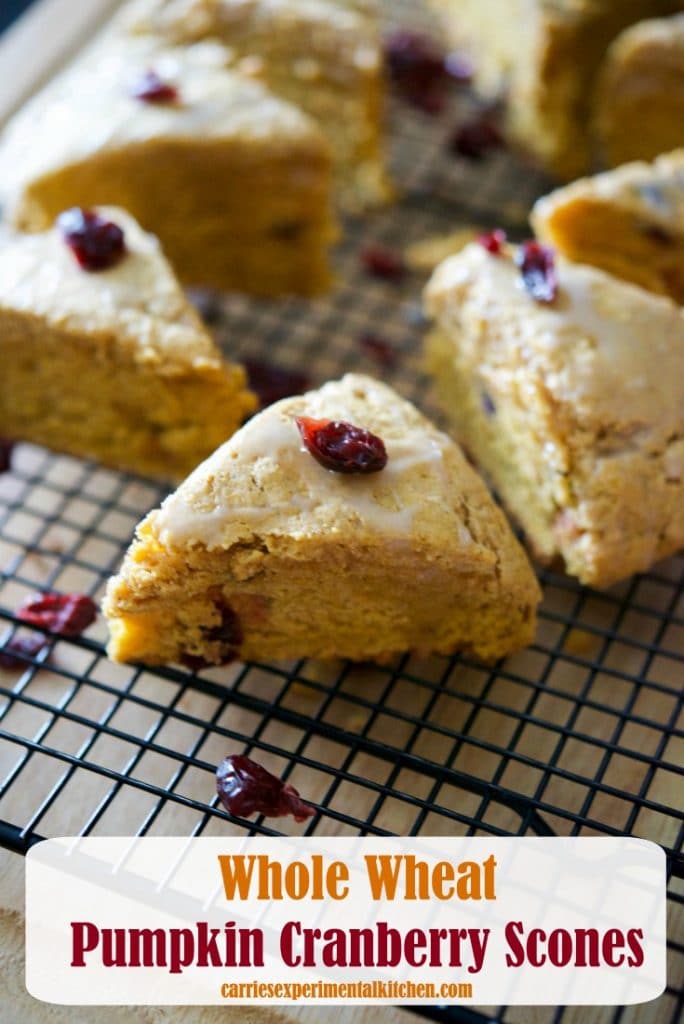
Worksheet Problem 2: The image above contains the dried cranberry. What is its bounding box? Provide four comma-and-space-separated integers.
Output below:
296, 417, 388, 474
361, 245, 406, 282
58, 208, 126, 272
477, 229, 507, 255
384, 29, 448, 114
481, 390, 496, 417
358, 333, 399, 370
180, 653, 214, 672
516, 241, 558, 304
0, 634, 46, 670
0, 438, 14, 474
182, 601, 242, 669
450, 110, 502, 159
269, 221, 303, 241
244, 358, 311, 409
216, 755, 315, 822
17, 592, 97, 636
131, 69, 179, 104
203, 603, 242, 652
642, 224, 674, 246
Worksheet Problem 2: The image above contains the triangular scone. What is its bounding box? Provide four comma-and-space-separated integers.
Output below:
0, 39, 334, 295
425, 241, 684, 587
119, 0, 391, 210
532, 150, 684, 303
104, 374, 540, 666
0, 207, 255, 480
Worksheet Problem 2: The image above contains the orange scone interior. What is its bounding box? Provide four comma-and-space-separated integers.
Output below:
0, 207, 255, 480
532, 150, 684, 302
104, 375, 540, 666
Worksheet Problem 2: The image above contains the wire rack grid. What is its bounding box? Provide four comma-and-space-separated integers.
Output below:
0, 6, 683, 1024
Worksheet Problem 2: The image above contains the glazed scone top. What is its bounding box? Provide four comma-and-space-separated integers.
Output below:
0, 206, 224, 368
425, 243, 684, 452
121, 0, 381, 73
533, 149, 684, 235
0, 206, 199, 327
151, 373, 529, 574
0, 36, 325, 204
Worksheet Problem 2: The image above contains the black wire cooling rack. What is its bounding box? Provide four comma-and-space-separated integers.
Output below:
0, 4, 683, 1023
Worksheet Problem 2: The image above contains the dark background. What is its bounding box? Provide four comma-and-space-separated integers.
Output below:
1, 0, 35, 34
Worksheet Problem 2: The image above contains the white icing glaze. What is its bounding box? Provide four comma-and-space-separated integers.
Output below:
447, 244, 683, 402
0, 207, 196, 326
427, 242, 684, 455
155, 407, 450, 548
474, 246, 634, 356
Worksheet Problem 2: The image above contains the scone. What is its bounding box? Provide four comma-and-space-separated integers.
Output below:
424, 241, 684, 587
0, 206, 255, 480
426, 0, 681, 180
118, 0, 391, 210
104, 374, 540, 666
594, 14, 684, 167
0, 38, 335, 295
532, 151, 684, 303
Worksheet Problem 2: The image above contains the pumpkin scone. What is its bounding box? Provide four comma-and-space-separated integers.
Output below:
594, 14, 684, 168
424, 240, 684, 588
532, 151, 684, 303
426, 0, 680, 179
104, 374, 540, 667
0, 39, 335, 295
118, 0, 391, 210
0, 206, 255, 480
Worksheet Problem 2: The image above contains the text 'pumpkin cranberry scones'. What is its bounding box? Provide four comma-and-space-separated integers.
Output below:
0, 38, 335, 295
0, 207, 255, 480
424, 240, 684, 588
104, 374, 540, 667
118, 0, 391, 210
532, 150, 684, 303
